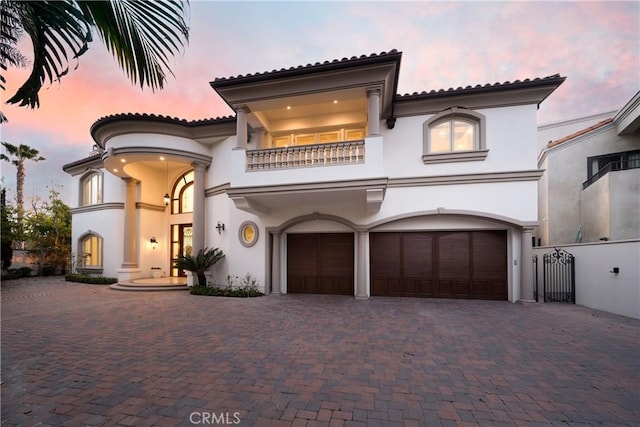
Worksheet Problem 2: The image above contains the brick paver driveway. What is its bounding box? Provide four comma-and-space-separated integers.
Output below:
2, 277, 639, 426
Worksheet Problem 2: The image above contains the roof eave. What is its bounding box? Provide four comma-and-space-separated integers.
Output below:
393, 75, 566, 117
90, 114, 237, 148
62, 153, 103, 176
209, 51, 403, 118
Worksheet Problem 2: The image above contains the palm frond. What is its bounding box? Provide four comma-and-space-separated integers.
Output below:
76, 0, 189, 91
5, 1, 90, 108
3, 0, 189, 108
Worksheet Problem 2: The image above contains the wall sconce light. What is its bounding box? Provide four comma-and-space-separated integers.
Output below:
215, 221, 225, 234
150, 237, 158, 250
163, 193, 170, 206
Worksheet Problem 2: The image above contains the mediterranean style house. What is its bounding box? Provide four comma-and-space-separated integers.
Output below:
63, 50, 565, 301
537, 91, 640, 245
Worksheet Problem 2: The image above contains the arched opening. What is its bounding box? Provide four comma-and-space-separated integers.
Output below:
170, 170, 194, 277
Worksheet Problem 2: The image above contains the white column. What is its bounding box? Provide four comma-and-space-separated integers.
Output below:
520, 227, 535, 302
271, 231, 281, 295
235, 106, 248, 150
355, 230, 369, 299
121, 178, 138, 268
366, 87, 381, 136
191, 162, 206, 255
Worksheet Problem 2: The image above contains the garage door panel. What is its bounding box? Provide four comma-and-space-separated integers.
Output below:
471, 280, 489, 297
403, 233, 434, 277
371, 233, 401, 277
472, 231, 507, 279
318, 277, 352, 295
372, 278, 400, 296
288, 277, 318, 293
438, 232, 470, 280
403, 278, 436, 297
287, 234, 317, 275
319, 234, 354, 276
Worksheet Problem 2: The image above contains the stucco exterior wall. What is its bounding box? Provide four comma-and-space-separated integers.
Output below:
71, 208, 123, 276
609, 168, 640, 241
580, 173, 611, 242
533, 241, 640, 319
541, 124, 640, 245
537, 111, 616, 152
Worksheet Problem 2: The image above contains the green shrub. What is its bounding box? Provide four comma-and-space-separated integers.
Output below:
1, 269, 22, 280
18, 267, 32, 277
40, 265, 56, 276
65, 274, 118, 284
190, 284, 263, 297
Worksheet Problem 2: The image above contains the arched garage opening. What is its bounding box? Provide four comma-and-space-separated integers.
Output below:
275, 213, 358, 296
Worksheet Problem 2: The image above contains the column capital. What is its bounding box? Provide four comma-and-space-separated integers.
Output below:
233, 104, 250, 114
121, 177, 139, 185
191, 161, 208, 172
366, 86, 382, 97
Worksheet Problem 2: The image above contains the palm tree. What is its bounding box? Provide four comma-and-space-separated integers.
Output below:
1, 0, 189, 108
173, 247, 225, 287
0, 142, 45, 229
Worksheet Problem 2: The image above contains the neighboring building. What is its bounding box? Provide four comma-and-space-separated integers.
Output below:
537, 91, 640, 245
63, 50, 565, 301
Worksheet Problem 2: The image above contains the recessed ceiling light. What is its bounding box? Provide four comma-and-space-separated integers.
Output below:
286, 106, 291, 110
113, 169, 118, 173
333, 100, 338, 104
120, 158, 126, 163
159, 156, 165, 161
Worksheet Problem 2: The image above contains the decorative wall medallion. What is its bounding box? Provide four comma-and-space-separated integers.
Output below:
239, 221, 259, 247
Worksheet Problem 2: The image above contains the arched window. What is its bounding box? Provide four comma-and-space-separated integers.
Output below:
423, 107, 488, 164
78, 232, 103, 273
171, 170, 194, 214
80, 171, 103, 206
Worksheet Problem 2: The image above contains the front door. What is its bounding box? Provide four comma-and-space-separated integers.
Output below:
171, 223, 193, 277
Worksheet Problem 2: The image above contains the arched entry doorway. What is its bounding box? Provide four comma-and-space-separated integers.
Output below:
169, 170, 194, 277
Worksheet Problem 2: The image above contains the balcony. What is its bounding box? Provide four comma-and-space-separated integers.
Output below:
582, 159, 640, 189
226, 136, 385, 215
246, 140, 365, 171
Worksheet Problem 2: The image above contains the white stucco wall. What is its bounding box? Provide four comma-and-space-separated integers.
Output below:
383, 105, 539, 177
609, 168, 640, 241
71, 208, 123, 276
533, 241, 640, 319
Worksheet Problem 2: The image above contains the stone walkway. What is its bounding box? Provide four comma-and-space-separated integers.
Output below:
2, 277, 639, 426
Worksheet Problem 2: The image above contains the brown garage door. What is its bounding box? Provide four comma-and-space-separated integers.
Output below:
287, 233, 354, 295
370, 231, 507, 300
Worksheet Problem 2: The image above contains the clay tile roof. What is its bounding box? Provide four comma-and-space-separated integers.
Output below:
91, 112, 235, 129
395, 74, 565, 100
210, 49, 401, 86
546, 118, 614, 148
62, 152, 102, 171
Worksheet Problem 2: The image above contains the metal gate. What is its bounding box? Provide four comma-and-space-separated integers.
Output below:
542, 248, 575, 303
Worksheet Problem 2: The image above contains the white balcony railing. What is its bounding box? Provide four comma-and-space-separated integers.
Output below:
246, 141, 365, 171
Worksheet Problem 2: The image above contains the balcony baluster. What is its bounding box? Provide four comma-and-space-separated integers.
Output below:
246, 140, 365, 171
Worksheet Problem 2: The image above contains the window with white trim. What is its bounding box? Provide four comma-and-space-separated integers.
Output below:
78, 232, 103, 272
80, 171, 103, 206
171, 170, 194, 214
423, 108, 488, 164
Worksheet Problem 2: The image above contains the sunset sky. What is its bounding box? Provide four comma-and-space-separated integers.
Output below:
1, 0, 638, 205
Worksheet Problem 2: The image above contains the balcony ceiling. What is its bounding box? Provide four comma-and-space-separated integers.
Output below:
249, 88, 366, 121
